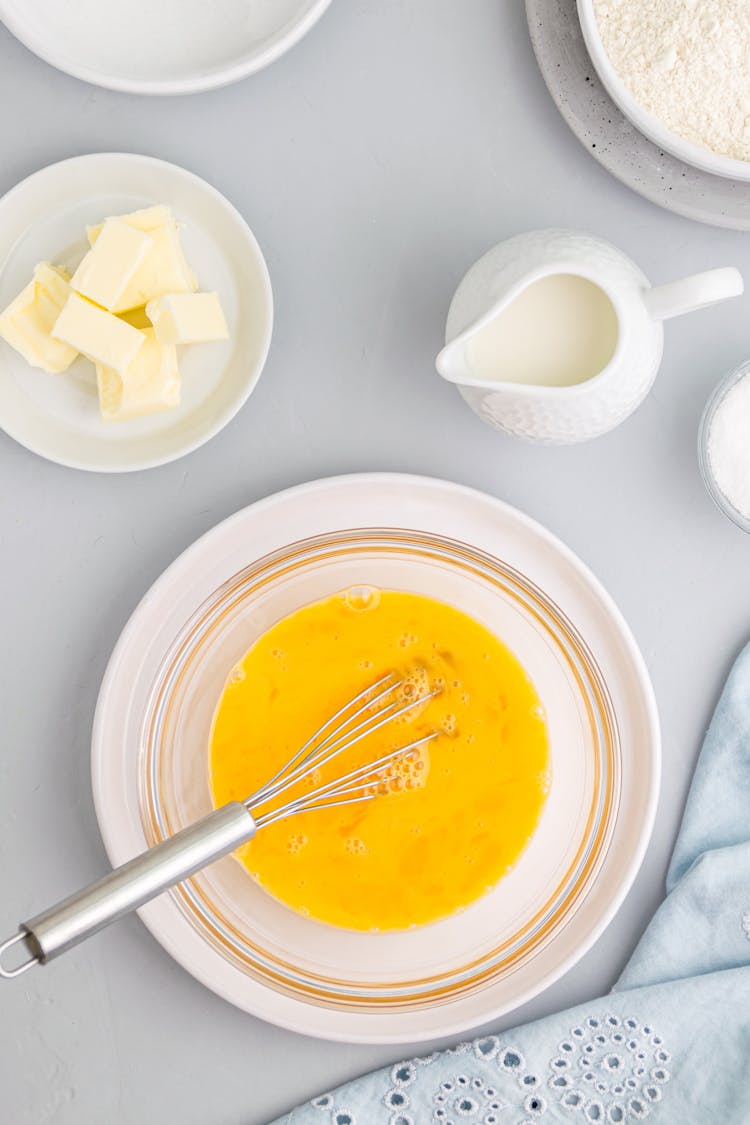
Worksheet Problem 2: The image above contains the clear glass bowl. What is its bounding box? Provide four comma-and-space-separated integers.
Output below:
698, 361, 750, 534
135, 528, 621, 1013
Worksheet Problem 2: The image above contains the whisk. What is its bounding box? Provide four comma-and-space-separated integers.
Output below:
0, 674, 438, 980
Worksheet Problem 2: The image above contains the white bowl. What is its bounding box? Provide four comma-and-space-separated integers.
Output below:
0, 153, 273, 473
92, 474, 660, 1042
0, 0, 333, 95
577, 0, 750, 183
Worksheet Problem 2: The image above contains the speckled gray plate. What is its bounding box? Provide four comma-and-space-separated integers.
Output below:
526, 0, 750, 231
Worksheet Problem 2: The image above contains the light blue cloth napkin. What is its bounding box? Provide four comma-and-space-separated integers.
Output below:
273, 643, 750, 1125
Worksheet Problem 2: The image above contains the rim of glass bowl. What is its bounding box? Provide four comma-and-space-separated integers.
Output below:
698, 361, 750, 535
139, 528, 621, 1011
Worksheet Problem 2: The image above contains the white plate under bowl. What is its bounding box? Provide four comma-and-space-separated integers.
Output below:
0, 153, 273, 473
0, 0, 333, 95
577, 0, 750, 183
92, 474, 660, 1043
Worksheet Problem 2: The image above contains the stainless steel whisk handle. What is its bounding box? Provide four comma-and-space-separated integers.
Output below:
0, 803, 256, 979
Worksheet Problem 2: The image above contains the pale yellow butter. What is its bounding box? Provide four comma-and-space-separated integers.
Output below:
87, 204, 170, 244
71, 218, 153, 312
146, 291, 228, 345
52, 292, 144, 375
0, 263, 79, 373
87, 206, 197, 313
96, 328, 180, 422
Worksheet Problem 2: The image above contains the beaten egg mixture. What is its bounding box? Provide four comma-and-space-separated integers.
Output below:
210, 588, 550, 931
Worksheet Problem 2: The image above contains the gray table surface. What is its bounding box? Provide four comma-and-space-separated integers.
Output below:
1, 3, 749, 1122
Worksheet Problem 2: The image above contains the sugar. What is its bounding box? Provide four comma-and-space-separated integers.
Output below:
707, 373, 750, 520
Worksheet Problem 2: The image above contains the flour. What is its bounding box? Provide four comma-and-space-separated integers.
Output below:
707, 373, 750, 521
593, 0, 750, 161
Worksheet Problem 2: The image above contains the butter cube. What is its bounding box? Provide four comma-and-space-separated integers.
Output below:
52, 292, 144, 375
87, 206, 197, 313
87, 205, 169, 244
71, 218, 153, 311
96, 328, 180, 423
146, 292, 228, 345
0, 263, 79, 373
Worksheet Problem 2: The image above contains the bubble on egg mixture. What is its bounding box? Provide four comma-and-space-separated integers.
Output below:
398, 631, 418, 648
383, 743, 430, 794
305, 767, 323, 789
344, 837, 368, 856
394, 665, 432, 723
229, 665, 245, 685
286, 832, 308, 855
342, 585, 381, 612
366, 740, 431, 797
442, 712, 457, 736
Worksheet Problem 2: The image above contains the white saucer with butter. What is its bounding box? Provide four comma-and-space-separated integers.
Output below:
0, 153, 273, 473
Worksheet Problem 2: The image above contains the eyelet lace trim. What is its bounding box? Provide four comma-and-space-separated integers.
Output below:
308, 1014, 670, 1125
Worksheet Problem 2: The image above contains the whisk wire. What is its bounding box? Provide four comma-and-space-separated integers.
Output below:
273, 687, 439, 793
305, 730, 437, 804
248, 673, 397, 806
246, 676, 439, 812
253, 731, 439, 828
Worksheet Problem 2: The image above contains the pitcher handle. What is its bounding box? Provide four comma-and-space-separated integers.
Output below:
643, 267, 743, 321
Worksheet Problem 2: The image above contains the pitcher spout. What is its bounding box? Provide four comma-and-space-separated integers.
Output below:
436, 294, 514, 388
435, 337, 471, 385
436, 277, 537, 390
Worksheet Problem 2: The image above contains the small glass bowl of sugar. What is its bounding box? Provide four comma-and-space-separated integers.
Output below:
699, 360, 750, 533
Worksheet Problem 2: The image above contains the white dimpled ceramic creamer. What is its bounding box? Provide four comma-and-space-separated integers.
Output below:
436, 229, 743, 444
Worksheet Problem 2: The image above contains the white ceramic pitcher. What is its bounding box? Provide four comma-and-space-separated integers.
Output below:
436, 229, 743, 443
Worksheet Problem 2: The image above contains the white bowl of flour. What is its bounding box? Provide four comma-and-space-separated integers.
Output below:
699, 362, 750, 533
578, 0, 750, 181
